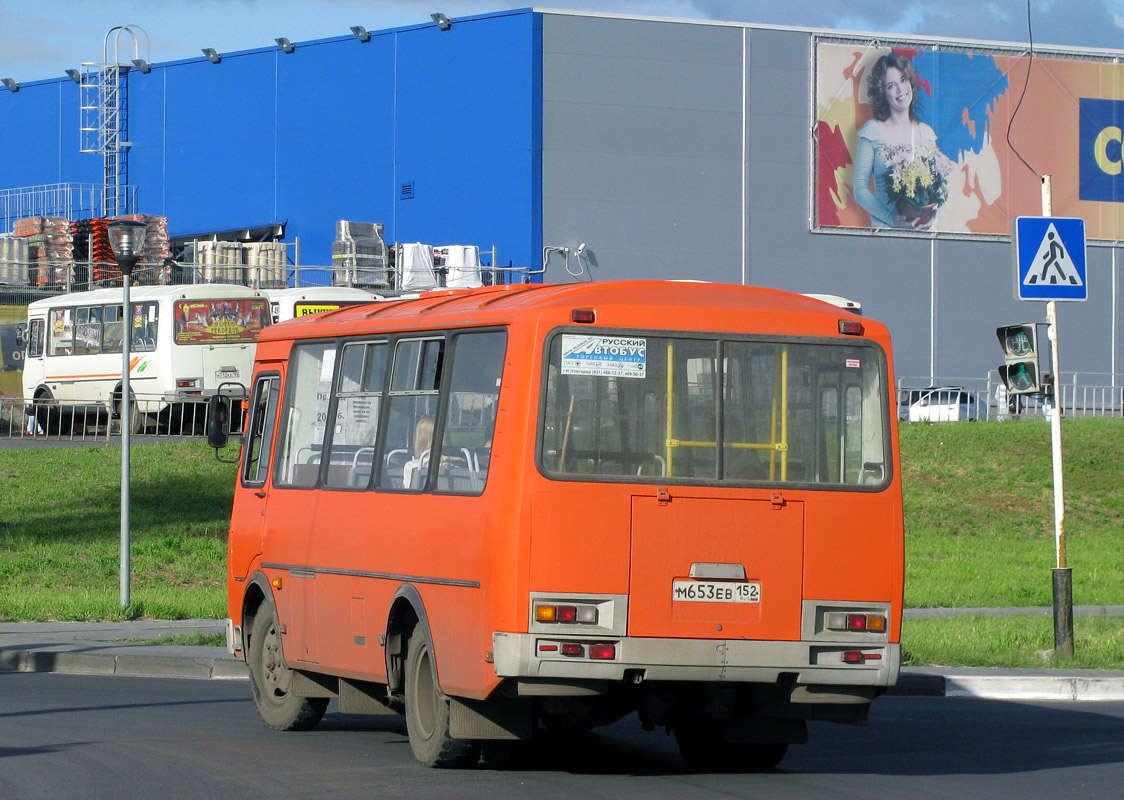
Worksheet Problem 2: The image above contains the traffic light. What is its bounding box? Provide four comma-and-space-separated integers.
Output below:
996, 323, 1040, 394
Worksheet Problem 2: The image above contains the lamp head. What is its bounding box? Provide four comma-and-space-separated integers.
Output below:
107, 220, 147, 274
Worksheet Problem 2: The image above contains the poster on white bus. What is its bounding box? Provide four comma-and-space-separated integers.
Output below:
174, 299, 271, 344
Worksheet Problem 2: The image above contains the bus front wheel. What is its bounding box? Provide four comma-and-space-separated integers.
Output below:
246, 608, 327, 731
404, 628, 478, 768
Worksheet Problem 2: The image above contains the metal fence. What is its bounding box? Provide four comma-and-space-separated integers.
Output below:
897, 371, 1124, 423
0, 395, 243, 442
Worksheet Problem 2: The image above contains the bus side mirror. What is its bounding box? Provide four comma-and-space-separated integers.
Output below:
206, 395, 232, 450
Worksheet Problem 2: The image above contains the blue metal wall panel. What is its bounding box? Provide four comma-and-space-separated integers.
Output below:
274, 36, 396, 264
0, 9, 540, 281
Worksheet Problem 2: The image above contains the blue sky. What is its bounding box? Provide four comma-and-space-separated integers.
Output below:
2, 0, 1124, 84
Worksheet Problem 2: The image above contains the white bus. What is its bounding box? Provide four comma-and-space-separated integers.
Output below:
23, 284, 271, 432
261, 286, 380, 323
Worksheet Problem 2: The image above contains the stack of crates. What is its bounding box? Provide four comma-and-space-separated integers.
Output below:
70, 218, 114, 287
188, 241, 245, 284
109, 214, 171, 284
14, 217, 74, 287
244, 242, 288, 288
332, 220, 389, 288
0, 235, 29, 285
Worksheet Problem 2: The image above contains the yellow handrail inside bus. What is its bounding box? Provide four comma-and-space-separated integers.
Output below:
665, 341, 675, 477
663, 341, 790, 480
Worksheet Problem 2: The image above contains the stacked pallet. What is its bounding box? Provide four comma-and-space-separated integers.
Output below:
109, 214, 171, 284
244, 242, 288, 288
13, 217, 74, 286
70, 218, 114, 287
332, 220, 389, 288
0, 235, 29, 284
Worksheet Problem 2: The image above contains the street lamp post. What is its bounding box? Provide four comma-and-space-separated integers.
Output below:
107, 219, 147, 609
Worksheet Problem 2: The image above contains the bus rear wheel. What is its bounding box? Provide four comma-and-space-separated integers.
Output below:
674, 720, 788, 772
404, 628, 478, 768
247, 608, 327, 731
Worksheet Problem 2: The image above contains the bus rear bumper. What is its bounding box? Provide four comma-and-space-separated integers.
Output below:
492, 633, 900, 689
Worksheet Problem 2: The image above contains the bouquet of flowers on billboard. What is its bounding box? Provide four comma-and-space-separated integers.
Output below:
882, 144, 955, 227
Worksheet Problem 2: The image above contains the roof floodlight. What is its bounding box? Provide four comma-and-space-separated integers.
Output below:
132, 58, 151, 74
1, 78, 19, 92
351, 25, 371, 42
431, 12, 452, 30
276, 37, 295, 53
202, 48, 221, 64
65, 69, 82, 84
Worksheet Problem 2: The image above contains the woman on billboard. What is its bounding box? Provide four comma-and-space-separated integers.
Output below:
854, 53, 954, 230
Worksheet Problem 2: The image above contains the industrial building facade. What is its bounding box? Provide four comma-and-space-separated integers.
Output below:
1, 7, 1121, 387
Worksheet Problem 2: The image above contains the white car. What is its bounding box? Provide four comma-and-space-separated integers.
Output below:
908, 387, 980, 422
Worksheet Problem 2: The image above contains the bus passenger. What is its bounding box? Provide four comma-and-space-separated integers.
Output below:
404, 414, 434, 489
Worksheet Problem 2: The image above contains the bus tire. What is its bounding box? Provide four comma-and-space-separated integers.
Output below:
114, 393, 145, 435
246, 608, 327, 731
674, 720, 787, 772
404, 627, 478, 768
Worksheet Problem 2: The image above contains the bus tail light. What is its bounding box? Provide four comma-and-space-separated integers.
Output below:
537, 640, 618, 661
534, 602, 599, 626
588, 643, 616, 660
839, 319, 865, 336
825, 612, 888, 633
176, 378, 201, 389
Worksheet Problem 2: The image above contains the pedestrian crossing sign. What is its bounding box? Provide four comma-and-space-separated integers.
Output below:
1012, 216, 1087, 301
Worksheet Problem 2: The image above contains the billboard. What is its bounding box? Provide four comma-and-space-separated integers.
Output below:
815, 38, 1124, 240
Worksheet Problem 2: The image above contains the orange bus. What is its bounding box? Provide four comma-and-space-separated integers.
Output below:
216, 280, 903, 770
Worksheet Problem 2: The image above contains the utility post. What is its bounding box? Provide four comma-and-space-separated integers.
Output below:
1008, 176, 1087, 659
107, 219, 147, 610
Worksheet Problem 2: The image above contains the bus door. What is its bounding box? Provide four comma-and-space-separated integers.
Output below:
629, 495, 803, 641
234, 369, 283, 584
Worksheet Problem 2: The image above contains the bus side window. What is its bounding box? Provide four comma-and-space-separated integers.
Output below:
243, 375, 281, 486
323, 341, 387, 490
378, 338, 443, 491
274, 342, 337, 488
26, 319, 44, 358
436, 330, 506, 494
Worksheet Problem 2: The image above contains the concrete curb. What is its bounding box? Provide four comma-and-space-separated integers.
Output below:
0, 648, 247, 680
891, 668, 1124, 700
5, 644, 1123, 699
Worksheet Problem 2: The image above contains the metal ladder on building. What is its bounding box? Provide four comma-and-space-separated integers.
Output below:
78, 25, 150, 218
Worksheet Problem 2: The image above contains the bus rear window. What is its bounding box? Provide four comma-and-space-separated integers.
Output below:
174, 299, 271, 345
541, 333, 889, 487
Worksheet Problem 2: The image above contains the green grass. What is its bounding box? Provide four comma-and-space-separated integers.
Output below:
1, 419, 1122, 666
903, 615, 1124, 669
0, 442, 234, 621
900, 418, 1124, 609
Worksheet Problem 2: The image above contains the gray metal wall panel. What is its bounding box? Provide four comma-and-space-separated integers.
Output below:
542, 16, 1122, 382
541, 14, 744, 285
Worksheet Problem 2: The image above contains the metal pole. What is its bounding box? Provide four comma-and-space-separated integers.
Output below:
120, 269, 131, 609
1042, 174, 1073, 658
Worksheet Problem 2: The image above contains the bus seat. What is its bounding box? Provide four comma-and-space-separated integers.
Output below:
403, 450, 430, 490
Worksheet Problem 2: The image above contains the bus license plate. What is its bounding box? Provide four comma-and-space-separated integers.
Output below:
215, 369, 239, 379
672, 580, 760, 603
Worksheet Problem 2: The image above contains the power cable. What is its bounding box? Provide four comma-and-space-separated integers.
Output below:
1006, 0, 1038, 176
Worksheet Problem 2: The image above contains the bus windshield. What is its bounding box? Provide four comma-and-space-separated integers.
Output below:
174, 299, 271, 345
541, 332, 888, 486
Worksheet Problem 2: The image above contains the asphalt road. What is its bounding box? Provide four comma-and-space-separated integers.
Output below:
2, 672, 1123, 799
